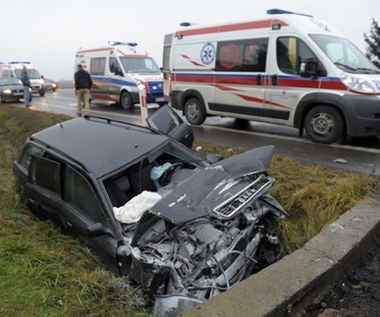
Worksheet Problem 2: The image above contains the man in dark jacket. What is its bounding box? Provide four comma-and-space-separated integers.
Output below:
74, 64, 93, 116
20, 67, 32, 108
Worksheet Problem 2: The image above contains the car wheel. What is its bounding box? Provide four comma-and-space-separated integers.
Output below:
39, 90, 45, 97
304, 106, 344, 144
184, 97, 206, 125
120, 91, 134, 110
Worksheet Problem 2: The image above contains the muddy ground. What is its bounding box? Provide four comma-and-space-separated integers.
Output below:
296, 227, 380, 317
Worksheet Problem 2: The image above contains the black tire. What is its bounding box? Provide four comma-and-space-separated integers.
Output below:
39, 90, 45, 97
120, 91, 134, 110
184, 97, 206, 125
304, 106, 344, 144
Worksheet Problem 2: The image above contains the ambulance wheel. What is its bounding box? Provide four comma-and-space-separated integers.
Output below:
184, 97, 206, 125
120, 91, 134, 110
304, 106, 344, 144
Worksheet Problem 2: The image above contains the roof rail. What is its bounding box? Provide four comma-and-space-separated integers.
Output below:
82, 114, 173, 141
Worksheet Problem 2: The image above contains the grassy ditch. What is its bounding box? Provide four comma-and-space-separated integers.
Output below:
0, 105, 378, 316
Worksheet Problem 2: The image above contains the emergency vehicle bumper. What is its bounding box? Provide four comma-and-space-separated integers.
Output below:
344, 94, 380, 137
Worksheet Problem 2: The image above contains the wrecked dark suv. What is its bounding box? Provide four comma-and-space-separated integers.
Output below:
13, 108, 287, 316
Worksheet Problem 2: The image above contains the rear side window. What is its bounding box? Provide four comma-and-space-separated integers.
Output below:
90, 57, 106, 75
19, 144, 44, 170
216, 38, 268, 72
29, 157, 61, 195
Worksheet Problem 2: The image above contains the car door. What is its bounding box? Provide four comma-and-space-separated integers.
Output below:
61, 165, 122, 273
146, 104, 194, 148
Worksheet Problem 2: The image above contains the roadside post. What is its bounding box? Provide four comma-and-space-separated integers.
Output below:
138, 84, 148, 125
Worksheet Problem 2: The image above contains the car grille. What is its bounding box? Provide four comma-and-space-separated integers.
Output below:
213, 174, 274, 219
148, 81, 163, 96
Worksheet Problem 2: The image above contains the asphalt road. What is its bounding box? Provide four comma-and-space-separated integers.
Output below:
24, 89, 380, 176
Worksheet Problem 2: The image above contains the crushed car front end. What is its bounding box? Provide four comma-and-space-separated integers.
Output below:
114, 146, 287, 316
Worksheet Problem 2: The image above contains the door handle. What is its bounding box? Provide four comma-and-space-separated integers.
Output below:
271, 74, 278, 86
256, 74, 262, 86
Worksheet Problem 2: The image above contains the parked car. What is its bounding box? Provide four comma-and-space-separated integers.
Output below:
43, 78, 59, 92
13, 106, 287, 317
0, 77, 25, 103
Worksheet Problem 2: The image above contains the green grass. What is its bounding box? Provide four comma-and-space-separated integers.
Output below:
0, 104, 378, 316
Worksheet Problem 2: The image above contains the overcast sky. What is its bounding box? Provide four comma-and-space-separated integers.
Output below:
2, 0, 379, 80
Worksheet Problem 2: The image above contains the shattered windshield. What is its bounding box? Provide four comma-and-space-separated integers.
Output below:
120, 56, 161, 74
310, 35, 380, 74
103, 141, 204, 210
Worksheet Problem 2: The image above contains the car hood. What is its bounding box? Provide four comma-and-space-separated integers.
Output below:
0, 84, 23, 90
150, 145, 274, 224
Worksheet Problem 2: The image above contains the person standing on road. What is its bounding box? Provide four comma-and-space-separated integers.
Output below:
74, 64, 93, 116
20, 66, 31, 108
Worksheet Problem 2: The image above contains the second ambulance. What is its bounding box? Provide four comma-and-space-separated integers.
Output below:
75, 42, 166, 110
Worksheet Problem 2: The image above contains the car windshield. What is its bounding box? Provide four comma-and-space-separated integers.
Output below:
14, 69, 42, 79
310, 34, 380, 74
120, 56, 161, 74
103, 141, 203, 208
0, 77, 22, 86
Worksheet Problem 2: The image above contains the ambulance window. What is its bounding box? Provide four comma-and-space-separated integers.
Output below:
216, 38, 268, 72
109, 57, 123, 76
90, 58, 106, 76
277, 37, 317, 75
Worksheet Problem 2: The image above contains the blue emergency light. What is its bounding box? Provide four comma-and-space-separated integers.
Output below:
267, 8, 313, 17
180, 22, 191, 27
108, 41, 138, 47
8, 61, 31, 64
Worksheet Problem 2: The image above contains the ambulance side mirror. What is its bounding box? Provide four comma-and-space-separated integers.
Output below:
300, 58, 327, 78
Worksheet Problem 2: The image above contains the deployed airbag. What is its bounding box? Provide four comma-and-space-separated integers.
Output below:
113, 191, 161, 224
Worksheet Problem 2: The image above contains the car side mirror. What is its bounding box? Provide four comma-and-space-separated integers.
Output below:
300, 58, 327, 78
87, 223, 112, 237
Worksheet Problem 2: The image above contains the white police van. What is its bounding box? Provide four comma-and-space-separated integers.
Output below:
75, 42, 166, 110
163, 9, 380, 144
0, 62, 45, 96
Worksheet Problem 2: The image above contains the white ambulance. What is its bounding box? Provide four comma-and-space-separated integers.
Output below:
163, 9, 380, 144
75, 42, 166, 110
0, 62, 45, 96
